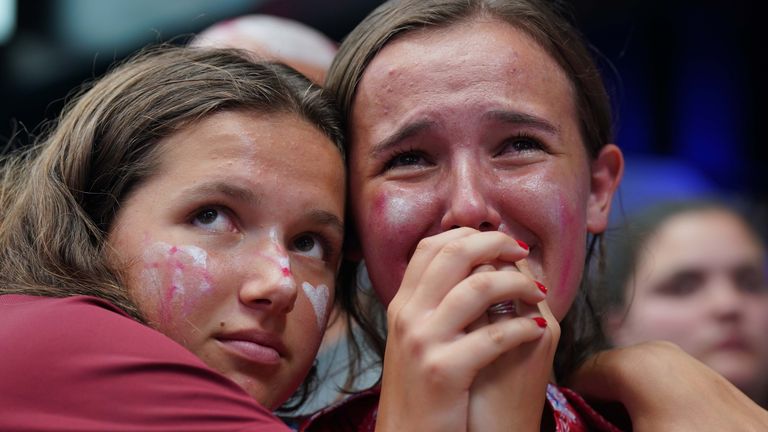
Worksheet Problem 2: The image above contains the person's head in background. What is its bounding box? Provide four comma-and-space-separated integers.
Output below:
191, 14, 337, 84
602, 200, 768, 406
0, 46, 345, 411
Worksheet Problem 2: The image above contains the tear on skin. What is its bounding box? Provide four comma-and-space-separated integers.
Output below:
302, 281, 329, 330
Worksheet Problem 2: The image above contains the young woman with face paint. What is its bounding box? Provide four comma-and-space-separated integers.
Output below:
301, 0, 768, 431
0, 46, 345, 431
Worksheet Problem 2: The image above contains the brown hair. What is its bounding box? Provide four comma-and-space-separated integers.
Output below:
325, 0, 614, 383
602, 199, 767, 313
0, 45, 343, 409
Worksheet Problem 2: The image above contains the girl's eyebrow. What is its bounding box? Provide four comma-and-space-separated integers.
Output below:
482, 109, 559, 135
183, 182, 262, 208
370, 119, 436, 158
305, 209, 345, 237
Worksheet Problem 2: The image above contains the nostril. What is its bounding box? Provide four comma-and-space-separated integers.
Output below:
478, 221, 494, 231
450, 225, 461, 230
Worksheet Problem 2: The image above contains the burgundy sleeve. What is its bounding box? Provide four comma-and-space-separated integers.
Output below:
0, 294, 292, 432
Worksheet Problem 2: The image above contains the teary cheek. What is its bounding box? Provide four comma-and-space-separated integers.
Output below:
542, 190, 588, 319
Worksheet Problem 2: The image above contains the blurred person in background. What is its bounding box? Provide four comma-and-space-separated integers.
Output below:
601, 199, 768, 407
191, 14, 338, 84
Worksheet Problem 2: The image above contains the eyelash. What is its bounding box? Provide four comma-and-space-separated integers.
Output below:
190, 205, 237, 233
293, 232, 338, 263
382, 146, 429, 172
495, 132, 547, 156
189, 205, 340, 264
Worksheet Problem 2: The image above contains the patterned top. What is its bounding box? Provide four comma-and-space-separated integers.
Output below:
298, 384, 626, 432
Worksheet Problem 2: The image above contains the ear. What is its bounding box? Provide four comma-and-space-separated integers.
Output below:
586, 144, 624, 234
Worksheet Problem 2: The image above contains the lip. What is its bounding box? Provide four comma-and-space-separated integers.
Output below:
215, 331, 287, 366
715, 336, 750, 352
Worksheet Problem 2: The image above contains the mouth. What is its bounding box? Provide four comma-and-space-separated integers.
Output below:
715, 336, 750, 352
215, 331, 286, 366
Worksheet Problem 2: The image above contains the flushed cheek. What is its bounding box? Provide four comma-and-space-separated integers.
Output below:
139, 242, 214, 331
546, 192, 585, 319
358, 188, 435, 305
503, 177, 587, 320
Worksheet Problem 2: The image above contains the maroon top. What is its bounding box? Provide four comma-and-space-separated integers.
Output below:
299, 384, 626, 432
0, 294, 291, 431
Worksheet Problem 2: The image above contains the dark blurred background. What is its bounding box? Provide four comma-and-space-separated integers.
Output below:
1, 0, 765, 217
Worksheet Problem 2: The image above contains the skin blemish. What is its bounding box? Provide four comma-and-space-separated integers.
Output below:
301, 281, 330, 331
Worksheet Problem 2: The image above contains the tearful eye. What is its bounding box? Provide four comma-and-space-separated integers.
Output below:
293, 234, 324, 259
384, 150, 428, 171
192, 207, 235, 233
497, 134, 545, 156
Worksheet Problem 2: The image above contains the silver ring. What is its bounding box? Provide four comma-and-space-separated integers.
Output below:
487, 300, 517, 316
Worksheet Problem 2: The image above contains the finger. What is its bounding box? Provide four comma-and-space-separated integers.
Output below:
430, 316, 548, 376
428, 270, 546, 339
393, 228, 479, 310
407, 231, 530, 311
466, 264, 496, 330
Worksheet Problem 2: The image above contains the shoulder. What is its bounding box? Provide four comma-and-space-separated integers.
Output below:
0, 294, 189, 361
0, 294, 291, 432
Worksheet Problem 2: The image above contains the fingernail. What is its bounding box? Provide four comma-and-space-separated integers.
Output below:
516, 239, 529, 250
533, 317, 547, 328
535, 281, 547, 294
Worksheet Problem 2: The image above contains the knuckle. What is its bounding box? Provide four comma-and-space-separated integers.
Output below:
402, 326, 429, 358
439, 238, 466, 259
414, 236, 437, 255
485, 324, 506, 346
466, 272, 492, 296
423, 353, 451, 383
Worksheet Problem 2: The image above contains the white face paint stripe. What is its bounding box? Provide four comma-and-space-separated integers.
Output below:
301, 281, 329, 330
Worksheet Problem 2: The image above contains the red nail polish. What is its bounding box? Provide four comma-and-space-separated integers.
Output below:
516, 239, 529, 250
533, 317, 547, 328
535, 281, 547, 294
